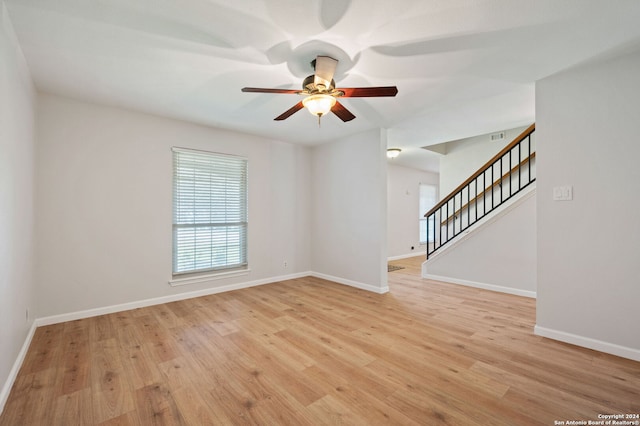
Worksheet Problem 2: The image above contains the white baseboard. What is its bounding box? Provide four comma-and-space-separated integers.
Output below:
36, 271, 310, 327
0, 321, 37, 415
35, 270, 390, 327
310, 272, 389, 294
534, 325, 640, 362
387, 252, 426, 261
423, 273, 536, 299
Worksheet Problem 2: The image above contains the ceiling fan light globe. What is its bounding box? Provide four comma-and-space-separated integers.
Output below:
302, 94, 336, 117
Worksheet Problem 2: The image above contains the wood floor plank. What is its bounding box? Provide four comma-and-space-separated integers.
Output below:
166, 326, 223, 372
134, 383, 185, 425
90, 338, 135, 423
116, 323, 164, 390
88, 314, 118, 343
323, 382, 422, 426
1, 255, 639, 425
305, 394, 367, 426
213, 347, 318, 426
373, 357, 540, 426
135, 314, 180, 364
20, 325, 64, 375
301, 363, 401, 415
0, 367, 59, 426
52, 388, 94, 426
171, 385, 233, 426
224, 332, 325, 407
470, 359, 618, 417
189, 368, 256, 423
199, 363, 314, 426
238, 329, 317, 372
59, 320, 91, 396
96, 411, 140, 426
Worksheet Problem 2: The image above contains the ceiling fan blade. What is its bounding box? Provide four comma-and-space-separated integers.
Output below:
274, 101, 304, 121
331, 101, 356, 122
314, 55, 338, 89
242, 87, 300, 94
339, 86, 398, 97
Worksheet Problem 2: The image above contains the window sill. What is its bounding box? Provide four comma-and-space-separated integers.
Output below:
169, 268, 250, 287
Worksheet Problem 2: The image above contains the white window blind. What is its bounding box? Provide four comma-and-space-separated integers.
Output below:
172, 148, 248, 275
419, 183, 437, 244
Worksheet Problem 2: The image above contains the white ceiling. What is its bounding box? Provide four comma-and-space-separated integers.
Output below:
6, 0, 640, 173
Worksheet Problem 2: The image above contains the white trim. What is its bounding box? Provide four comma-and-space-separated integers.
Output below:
36, 270, 389, 327
36, 271, 310, 326
0, 321, 37, 414
171, 146, 248, 161
388, 252, 425, 261
169, 268, 250, 286
534, 325, 640, 362
310, 272, 389, 294
423, 273, 536, 298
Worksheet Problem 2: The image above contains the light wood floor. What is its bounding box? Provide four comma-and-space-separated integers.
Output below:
1, 256, 639, 425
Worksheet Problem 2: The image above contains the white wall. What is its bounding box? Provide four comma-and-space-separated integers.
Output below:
387, 164, 438, 259
311, 129, 388, 293
536, 48, 640, 360
439, 125, 530, 197
424, 189, 537, 297
0, 3, 37, 408
35, 93, 311, 317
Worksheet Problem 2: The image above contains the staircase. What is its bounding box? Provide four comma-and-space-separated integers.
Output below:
424, 124, 536, 259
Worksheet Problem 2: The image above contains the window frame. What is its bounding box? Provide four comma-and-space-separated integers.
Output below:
171, 147, 248, 277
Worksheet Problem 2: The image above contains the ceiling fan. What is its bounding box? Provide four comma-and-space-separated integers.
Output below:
241, 55, 398, 124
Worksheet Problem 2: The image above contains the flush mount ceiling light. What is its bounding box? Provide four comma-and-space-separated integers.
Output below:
387, 148, 402, 158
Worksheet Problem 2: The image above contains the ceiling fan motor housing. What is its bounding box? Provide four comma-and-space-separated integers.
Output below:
303, 75, 336, 93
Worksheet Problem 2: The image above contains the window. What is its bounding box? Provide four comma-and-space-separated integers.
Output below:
419, 183, 437, 244
172, 148, 248, 275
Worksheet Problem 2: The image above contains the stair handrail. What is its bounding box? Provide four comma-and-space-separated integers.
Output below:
424, 123, 536, 259
425, 123, 535, 218
439, 152, 536, 226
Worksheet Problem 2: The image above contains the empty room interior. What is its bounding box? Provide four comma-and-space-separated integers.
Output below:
1, 0, 640, 424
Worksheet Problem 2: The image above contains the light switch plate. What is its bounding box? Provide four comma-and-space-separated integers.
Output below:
553, 185, 573, 201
